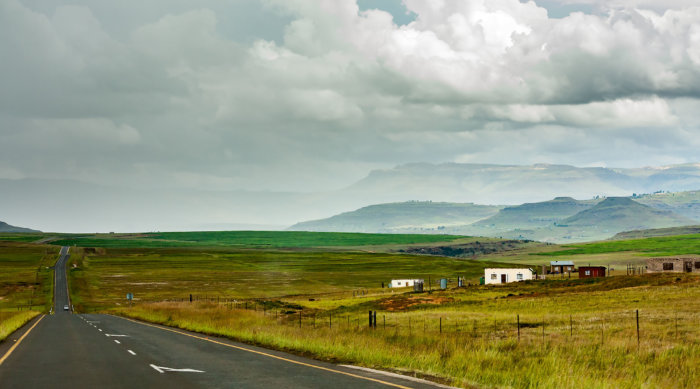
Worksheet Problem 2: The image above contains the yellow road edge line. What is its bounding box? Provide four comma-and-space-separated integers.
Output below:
115, 316, 412, 389
0, 315, 45, 366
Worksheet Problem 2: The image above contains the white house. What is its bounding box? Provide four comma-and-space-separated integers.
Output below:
389, 279, 423, 288
484, 268, 534, 285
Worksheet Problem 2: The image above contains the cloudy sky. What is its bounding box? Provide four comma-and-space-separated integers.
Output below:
2, 0, 700, 194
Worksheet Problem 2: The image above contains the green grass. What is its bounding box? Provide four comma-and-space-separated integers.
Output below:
536, 234, 700, 257
50, 231, 469, 249
0, 233, 45, 243
0, 242, 58, 312
0, 242, 58, 343
66, 246, 517, 312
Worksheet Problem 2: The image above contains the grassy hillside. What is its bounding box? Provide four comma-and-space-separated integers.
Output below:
288, 201, 501, 233
472, 197, 597, 230
562, 197, 694, 230
49, 231, 470, 249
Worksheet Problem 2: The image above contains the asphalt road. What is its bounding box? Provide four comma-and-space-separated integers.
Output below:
0, 247, 450, 389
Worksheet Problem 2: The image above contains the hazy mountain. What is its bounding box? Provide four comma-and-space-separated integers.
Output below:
344, 163, 700, 205
290, 195, 700, 244
561, 197, 694, 230
634, 190, 700, 221
0, 221, 40, 233
288, 201, 502, 233
4, 162, 700, 233
472, 197, 599, 231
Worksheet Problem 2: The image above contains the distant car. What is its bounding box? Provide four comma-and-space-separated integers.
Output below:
63, 305, 69, 311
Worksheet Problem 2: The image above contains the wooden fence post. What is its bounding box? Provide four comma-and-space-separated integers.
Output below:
517, 314, 520, 342
440, 317, 442, 334
636, 310, 640, 348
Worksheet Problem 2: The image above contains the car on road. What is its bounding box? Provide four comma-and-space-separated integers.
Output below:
63, 305, 69, 311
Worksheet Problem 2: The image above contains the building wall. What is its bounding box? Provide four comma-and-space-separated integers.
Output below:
646, 257, 700, 273
389, 279, 423, 288
551, 265, 575, 273
484, 268, 533, 285
579, 267, 605, 278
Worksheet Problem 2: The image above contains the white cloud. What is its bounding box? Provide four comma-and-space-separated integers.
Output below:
1, 0, 700, 197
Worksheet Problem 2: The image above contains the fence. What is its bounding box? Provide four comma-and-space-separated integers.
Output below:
114, 296, 700, 350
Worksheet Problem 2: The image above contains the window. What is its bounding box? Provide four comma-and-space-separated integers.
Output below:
516, 273, 523, 280
663, 263, 674, 271
585, 270, 591, 276
695, 262, 700, 269
491, 273, 497, 280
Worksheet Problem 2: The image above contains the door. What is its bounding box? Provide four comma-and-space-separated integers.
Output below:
501, 274, 507, 283
686, 262, 692, 273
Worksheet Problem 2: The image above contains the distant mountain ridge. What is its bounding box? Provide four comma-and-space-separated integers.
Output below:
290, 191, 700, 243
0, 221, 40, 233
289, 202, 502, 233
473, 197, 598, 230
562, 197, 694, 229
344, 162, 700, 205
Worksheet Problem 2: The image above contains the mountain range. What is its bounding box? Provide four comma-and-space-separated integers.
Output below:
4, 162, 700, 233
289, 193, 700, 243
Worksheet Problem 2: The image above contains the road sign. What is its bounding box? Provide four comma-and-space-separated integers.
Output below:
126, 293, 133, 300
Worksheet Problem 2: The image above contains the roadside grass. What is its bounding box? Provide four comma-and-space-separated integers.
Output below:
0, 242, 57, 342
66, 247, 518, 312
50, 231, 470, 249
114, 274, 700, 388
0, 311, 40, 342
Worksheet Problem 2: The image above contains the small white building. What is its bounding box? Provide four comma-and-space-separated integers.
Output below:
388, 279, 423, 288
484, 268, 534, 285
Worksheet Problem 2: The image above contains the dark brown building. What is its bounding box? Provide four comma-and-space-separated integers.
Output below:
579, 266, 606, 278
646, 257, 700, 273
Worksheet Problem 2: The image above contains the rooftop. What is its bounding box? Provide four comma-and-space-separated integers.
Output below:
550, 260, 574, 266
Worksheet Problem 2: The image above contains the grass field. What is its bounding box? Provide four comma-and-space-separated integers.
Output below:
114, 274, 700, 388
0, 242, 58, 342
65, 246, 517, 312
50, 231, 470, 249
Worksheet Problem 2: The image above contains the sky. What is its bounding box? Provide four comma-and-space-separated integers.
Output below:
2, 0, 700, 195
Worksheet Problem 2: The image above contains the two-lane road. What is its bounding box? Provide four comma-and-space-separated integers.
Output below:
0, 247, 451, 388
54, 246, 70, 313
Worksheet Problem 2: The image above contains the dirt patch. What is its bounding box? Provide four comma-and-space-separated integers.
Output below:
397, 240, 532, 258
379, 294, 454, 311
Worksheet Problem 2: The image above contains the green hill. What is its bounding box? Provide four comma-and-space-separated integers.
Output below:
0, 221, 39, 233
634, 190, 700, 221
472, 197, 598, 230
288, 201, 502, 233
561, 197, 694, 231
